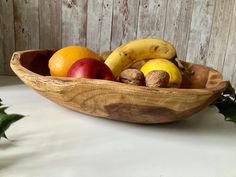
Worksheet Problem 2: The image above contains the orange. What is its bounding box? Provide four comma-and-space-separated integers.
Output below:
48, 46, 101, 77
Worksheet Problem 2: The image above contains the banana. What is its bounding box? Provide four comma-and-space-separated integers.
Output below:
105, 38, 176, 78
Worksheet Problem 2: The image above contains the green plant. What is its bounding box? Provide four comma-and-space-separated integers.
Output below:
215, 81, 236, 124
0, 98, 24, 139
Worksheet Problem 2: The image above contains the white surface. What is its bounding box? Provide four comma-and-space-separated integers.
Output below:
0, 76, 236, 177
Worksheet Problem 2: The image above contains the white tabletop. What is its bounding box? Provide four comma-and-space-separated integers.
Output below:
0, 76, 236, 177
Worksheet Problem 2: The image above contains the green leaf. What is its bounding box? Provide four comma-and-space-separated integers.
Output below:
0, 98, 3, 106
215, 97, 236, 123
223, 81, 236, 98
0, 106, 8, 114
0, 99, 24, 140
214, 81, 236, 124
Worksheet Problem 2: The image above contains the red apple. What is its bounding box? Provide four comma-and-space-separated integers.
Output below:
67, 58, 115, 81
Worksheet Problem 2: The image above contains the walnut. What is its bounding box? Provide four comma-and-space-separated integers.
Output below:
145, 70, 170, 88
119, 69, 145, 86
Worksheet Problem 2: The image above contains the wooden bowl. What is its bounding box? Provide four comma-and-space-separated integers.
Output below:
10, 49, 228, 124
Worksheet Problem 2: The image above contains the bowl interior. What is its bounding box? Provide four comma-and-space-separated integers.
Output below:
19, 50, 53, 76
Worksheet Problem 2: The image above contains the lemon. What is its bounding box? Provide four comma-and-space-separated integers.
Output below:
49, 46, 101, 77
140, 59, 182, 87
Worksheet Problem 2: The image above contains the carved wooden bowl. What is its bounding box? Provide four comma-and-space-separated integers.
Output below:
10, 49, 228, 124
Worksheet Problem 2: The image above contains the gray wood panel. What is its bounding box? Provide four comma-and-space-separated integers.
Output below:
111, 0, 140, 50
13, 0, 39, 50
137, 0, 167, 39
87, 0, 113, 53
62, 0, 87, 47
0, 0, 15, 74
222, 0, 236, 86
206, 0, 235, 72
186, 0, 216, 65
164, 0, 194, 60
0, 1, 6, 75
39, 0, 62, 49
0, 0, 236, 86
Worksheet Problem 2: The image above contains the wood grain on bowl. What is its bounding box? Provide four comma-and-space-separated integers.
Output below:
10, 50, 228, 123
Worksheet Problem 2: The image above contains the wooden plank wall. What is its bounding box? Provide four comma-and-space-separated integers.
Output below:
0, 0, 236, 86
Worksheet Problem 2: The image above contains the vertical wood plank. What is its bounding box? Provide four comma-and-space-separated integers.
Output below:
186, 0, 215, 65
87, 0, 113, 53
39, 0, 62, 49
62, 0, 88, 47
0, 1, 5, 75
111, 0, 140, 50
0, 0, 15, 75
222, 0, 236, 87
14, 0, 39, 50
206, 0, 235, 71
164, 0, 194, 60
137, 0, 168, 39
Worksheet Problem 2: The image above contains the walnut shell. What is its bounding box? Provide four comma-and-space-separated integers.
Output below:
145, 70, 170, 88
119, 69, 145, 86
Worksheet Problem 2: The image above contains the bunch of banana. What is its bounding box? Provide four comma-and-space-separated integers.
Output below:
104, 38, 183, 88
105, 38, 176, 77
